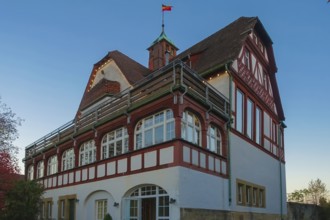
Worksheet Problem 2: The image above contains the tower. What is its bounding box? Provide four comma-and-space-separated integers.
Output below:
147, 31, 178, 71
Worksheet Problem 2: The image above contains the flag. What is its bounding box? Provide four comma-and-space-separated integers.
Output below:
162, 4, 172, 11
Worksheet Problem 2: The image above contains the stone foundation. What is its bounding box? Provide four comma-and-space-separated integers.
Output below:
180, 208, 285, 220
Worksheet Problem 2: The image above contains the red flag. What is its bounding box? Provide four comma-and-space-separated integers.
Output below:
162, 4, 172, 11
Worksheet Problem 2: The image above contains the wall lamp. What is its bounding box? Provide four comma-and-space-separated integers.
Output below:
169, 198, 176, 204
113, 202, 119, 207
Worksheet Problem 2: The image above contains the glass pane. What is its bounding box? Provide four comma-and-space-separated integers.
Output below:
144, 129, 153, 147
155, 126, 164, 144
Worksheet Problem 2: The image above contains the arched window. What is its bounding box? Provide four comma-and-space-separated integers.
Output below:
207, 124, 222, 155
47, 155, 57, 175
37, 160, 44, 178
27, 165, 34, 180
79, 140, 96, 166
123, 185, 170, 220
101, 127, 128, 159
62, 148, 75, 171
135, 109, 175, 149
181, 110, 201, 145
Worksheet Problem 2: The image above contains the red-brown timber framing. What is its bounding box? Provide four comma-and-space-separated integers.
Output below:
229, 37, 285, 162
24, 61, 230, 187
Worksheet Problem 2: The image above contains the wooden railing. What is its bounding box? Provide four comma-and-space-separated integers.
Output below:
25, 60, 230, 159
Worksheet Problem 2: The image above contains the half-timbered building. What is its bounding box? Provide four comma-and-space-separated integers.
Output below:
24, 16, 286, 220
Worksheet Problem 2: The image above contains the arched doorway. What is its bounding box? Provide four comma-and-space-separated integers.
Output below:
123, 185, 170, 220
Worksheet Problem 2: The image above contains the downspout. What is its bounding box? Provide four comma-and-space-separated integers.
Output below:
226, 63, 233, 208
278, 122, 286, 220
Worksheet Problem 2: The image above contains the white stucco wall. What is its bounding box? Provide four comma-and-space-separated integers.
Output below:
230, 132, 287, 215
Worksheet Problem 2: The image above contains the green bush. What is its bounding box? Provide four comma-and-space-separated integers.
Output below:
103, 213, 112, 220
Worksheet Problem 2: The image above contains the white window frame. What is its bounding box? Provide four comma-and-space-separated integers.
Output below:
247, 98, 254, 139
27, 165, 34, 180
62, 148, 75, 171
124, 185, 170, 220
95, 199, 108, 220
135, 109, 175, 149
181, 110, 201, 146
47, 155, 57, 175
207, 124, 222, 155
101, 127, 128, 159
37, 160, 44, 178
236, 89, 244, 133
79, 140, 96, 166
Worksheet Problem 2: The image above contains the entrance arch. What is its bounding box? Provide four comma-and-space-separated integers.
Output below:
123, 185, 170, 220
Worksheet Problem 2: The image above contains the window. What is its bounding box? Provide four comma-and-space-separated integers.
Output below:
237, 184, 243, 204
259, 189, 265, 207
47, 155, 57, 175
124, 185, 169, 220
252, 187, 258, 206
47, 201, 52, 219
62, 148, 75, 171
27, 165, 34, 180
255, 107, 262, 145
207, 125, 222, 155
102, 127, 128, 159
247, 98, 254, 139
60, 200, 65, 220
236, 179, 265, 208
181, 111, 201, 145
135, 109, 175, 149
79, 140, 96, 166
96, 200, 108, 220
236, 89, 244, 133
246, 186, 251, 205
37, 160, 44, 178
244, 49, 251, 70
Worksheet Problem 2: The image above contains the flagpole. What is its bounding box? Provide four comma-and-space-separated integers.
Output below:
162, 9, 165, 32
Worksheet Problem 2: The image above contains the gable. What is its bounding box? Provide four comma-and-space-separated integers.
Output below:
90, 60, 131, 92
76, 50, 150, 117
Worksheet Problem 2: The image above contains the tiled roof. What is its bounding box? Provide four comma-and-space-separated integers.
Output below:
96, 50, 151, 84
176, 17, 263, 74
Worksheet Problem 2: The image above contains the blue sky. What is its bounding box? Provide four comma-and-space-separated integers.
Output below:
1, 1, 329, 194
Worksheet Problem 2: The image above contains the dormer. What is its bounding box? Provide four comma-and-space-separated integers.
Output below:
147, 31, 178, 71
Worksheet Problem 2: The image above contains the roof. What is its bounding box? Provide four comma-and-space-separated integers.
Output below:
76, 50, 150, 114
94, 50, 151, 84
148, 31, 178, 50
176, 16, 272, 74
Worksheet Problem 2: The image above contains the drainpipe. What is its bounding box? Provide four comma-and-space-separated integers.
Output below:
225, 63, 233, 208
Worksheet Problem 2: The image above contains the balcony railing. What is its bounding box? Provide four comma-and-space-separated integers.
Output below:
25, 60, 230, 159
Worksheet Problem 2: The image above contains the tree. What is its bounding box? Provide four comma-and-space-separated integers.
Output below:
307, 178, 328, 205
0, 97, 22, 174
288, 189, 305, 203
0, 180, 44, 220
0, 97, 22, 209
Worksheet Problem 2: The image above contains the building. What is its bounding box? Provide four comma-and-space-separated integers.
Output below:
24, 16, 286, 220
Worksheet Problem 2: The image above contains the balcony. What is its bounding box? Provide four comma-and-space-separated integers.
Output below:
25, 60, 230, 159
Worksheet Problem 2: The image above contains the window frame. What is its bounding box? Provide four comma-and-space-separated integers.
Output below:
101, 127, 129, 159
95, 199, 108, 220
47, 155, 58, 176
181, 110, 201, 146
62, 148, 75, 171
27, 165, 34, 180
79, 140, 96, 166
236, 89, 244, 134
37, 160, 44, 179
135, 109, 175, 149
207, 124, 222, 155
